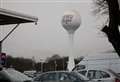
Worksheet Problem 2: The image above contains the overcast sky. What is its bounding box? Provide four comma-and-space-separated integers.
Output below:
1, 0, 118, 61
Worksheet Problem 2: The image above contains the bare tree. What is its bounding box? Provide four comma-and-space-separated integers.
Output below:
94, 0, 120, 57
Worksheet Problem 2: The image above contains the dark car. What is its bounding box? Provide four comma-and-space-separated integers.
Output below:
0, 68, 32, 82
33, 71, 93, 82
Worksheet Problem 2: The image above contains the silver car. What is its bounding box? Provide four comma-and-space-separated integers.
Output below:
33, 71, 93, 82
77, 69, 120, 82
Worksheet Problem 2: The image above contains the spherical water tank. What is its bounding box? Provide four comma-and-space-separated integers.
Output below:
61, 10, 81, 34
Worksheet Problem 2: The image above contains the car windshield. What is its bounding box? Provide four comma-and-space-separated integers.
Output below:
5, 68, 31, 81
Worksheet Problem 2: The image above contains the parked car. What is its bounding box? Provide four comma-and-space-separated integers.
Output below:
76, 69, 120, 82
0, 68, 32, 82
24, 70, 36, 78
33, 71, 93, 82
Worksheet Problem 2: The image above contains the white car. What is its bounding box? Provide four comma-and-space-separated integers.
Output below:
76, 69, 120, 82
33, 71, 93, 82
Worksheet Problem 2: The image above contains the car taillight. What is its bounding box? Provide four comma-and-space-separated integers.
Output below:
115, 78, 120, 82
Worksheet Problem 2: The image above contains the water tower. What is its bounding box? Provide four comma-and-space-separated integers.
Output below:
61, 10, 81, 71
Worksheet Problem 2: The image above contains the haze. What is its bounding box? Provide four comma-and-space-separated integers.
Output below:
0, 0, 117, 61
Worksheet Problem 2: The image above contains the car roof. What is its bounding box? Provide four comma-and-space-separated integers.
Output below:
35, 71, 89, 80
76, 68, 120, 78
40, 71, 70, 74
76, 68, 112, 71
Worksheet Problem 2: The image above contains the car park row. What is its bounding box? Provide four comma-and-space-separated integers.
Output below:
0, 67, 120, 82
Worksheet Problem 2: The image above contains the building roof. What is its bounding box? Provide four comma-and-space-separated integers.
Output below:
0, 8, 38, 25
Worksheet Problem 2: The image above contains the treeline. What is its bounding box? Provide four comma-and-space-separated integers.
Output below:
5, 54, 82, 72
35, 55, 69, 72
6, 55, 35, 72
5, 55, 69, 72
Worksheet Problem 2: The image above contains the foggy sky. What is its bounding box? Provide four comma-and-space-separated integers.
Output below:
1, 0, 117, 61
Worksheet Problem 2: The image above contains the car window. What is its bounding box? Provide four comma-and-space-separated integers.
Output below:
87, 70, 111, 79
87, 70, 96, 79
87, 70, 103, 79
59, 72, 70, 82
35, 72, 57, 82
68, 73, 84, 82
95, 70, 103, 79
79, 71, 87, 76
99, 71, 110, 78
59, 72, 83, 82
